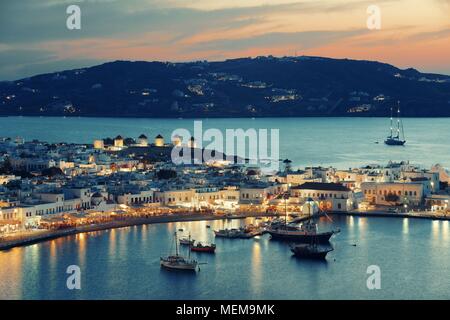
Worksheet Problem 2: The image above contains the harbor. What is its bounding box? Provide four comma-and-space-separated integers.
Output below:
1, 215, 450, 300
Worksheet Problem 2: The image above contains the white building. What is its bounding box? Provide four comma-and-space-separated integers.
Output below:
290, 182, 354, 212
361, 181, 424, 206
117, 190, 154, 205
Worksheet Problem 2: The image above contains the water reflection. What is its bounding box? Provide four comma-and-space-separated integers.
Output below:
442, 221, 449, 241
250, 241, 262, 295
75, 233, 86, 266
0, 249, 23, 299
402, 218, 409, 235
108, 229, 116, 257
431, 220, 440, 240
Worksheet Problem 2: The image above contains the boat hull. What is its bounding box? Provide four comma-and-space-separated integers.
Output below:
191, 247, 215, 253
214, 230, 240, 238
268, 230, 335, 243
160, 260, 197, 271
384, 138, 405, 146
179, 240, 195, 246
290, 247, 332, 259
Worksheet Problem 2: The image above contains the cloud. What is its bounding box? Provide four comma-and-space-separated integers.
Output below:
407, 27, 450, 42
187, 29, 369, 52
0, 0, 383, 44
0, 49, 101, 80
0, 0, 448, 79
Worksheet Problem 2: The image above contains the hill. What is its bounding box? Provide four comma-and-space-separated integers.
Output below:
1, 56, 450, 117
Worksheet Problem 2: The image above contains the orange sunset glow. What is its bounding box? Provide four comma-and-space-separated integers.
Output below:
0, 0, 449, 80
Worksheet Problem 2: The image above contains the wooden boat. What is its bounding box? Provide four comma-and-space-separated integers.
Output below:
267, 195, 338, 243
214, 228, 241, 238
161, 232, 198, 271
267, 223, 337, 243
191, 242, 216, 253
160, 255, 198, 271
290, 243, 333, 259
179, 237, 195, 246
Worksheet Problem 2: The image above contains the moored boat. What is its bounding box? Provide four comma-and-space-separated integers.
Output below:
384, 102, 406, 146
214, 228, 241, 238
267, 196, 339, 243
179, 237, 195, 246
290, 243, 333, 259
161, 232, 198, 271
160, 255, 198, 271
267, 222, 337, 243
191, 242, 216, 253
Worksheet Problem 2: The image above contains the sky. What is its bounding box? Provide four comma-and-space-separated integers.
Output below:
0, 0, 449, 80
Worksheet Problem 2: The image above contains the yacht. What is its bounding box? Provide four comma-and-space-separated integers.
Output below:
385, 102, 406, 146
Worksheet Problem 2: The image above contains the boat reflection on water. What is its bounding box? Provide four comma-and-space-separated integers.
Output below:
290, 243, 334, 260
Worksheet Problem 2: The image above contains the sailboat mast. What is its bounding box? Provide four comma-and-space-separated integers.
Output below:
188, 233, 191, 260
175, 231, 179, 256
390, 107, 393, 138
401, 121, 405, 141
284, 193, 288, 226
396, 101, 401, 138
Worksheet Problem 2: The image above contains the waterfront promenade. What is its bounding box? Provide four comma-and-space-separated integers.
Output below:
2, 207, 449, 251
0, 211, 279, 251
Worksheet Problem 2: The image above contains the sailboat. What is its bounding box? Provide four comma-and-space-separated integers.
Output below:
266, 195, 338, 244
385, 102, 406, 146
160, 232, 198, 271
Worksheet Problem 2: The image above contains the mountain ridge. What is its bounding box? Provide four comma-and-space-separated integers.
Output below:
1, 55, 450, 117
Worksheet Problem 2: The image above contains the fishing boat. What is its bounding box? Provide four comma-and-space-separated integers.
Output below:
160, 232, 198, 271
191, 242, 216, 253
385, 102, 406, 146
290, 243, 333, 259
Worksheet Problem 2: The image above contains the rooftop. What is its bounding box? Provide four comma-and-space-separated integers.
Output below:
292, 182, 351, 192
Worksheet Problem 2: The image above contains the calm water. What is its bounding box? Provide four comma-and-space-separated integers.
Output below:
0, 116, 450, 169
1, 216, 450, 300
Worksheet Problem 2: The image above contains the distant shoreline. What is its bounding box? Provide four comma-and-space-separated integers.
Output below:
2, 115, 450, 119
